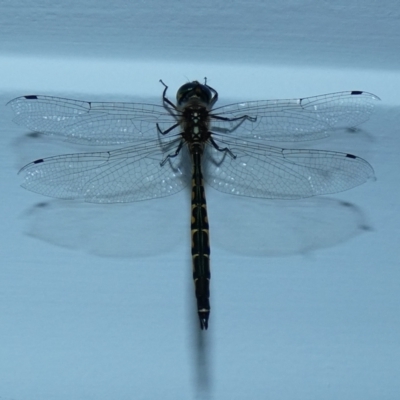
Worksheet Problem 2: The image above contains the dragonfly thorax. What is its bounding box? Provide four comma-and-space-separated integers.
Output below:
180, 104, 211, 146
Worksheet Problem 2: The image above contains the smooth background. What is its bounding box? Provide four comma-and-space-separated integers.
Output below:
1, 1, 399, 399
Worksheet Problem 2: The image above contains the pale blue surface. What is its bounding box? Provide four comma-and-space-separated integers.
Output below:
0, 1, 399, 399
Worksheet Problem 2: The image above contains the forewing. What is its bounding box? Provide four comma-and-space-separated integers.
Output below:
19, 138, 191, 203
8, 95, 176, 145
203, 138, 374, 199
211, 91, 380, 142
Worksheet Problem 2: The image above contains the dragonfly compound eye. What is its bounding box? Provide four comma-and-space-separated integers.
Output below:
176, 81, 212, 107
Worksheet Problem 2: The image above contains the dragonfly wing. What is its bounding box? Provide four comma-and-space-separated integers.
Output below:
8, 95, 176, 145
211, 91, 380, 142
203, 139, 374, 199
19, 138, 191, 203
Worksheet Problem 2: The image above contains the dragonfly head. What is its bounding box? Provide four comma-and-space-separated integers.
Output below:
176, 81, 213, 108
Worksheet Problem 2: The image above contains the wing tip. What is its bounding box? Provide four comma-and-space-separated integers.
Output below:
350, 90, 381, 101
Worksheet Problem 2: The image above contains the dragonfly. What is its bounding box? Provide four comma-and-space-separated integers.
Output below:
8, 80, 379, 329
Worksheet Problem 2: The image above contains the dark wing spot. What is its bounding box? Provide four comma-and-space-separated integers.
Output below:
24, 95, 38, 100
346, 154, 356, 159
350, 91, 363, 95
33, 159, 44, 164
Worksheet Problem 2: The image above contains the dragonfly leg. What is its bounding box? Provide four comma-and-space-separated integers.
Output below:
209, 136, 237, 159
212, 114, 257, 123
203, 78, 219, 108
156, 122, 179, 135
160, 140, 184, 166
159, 79, 178, 110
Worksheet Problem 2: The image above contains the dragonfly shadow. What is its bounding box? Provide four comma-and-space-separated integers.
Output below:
21, 194, 188, 258
190, 323, 213, 398
20, 185, 372, 259
209, 192, 371, 257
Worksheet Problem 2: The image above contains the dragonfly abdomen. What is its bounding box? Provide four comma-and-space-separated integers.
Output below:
190, 147, 211, 330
